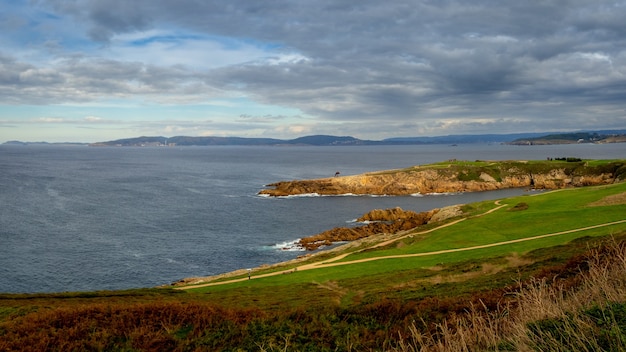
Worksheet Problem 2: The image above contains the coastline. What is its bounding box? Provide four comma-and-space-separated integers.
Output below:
167, 204, 465, 287
5, 147, 625, 294
173, 158, 626, 288
258, 159, 622, 197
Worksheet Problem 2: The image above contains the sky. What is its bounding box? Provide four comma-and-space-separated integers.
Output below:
1, 1, 626, 143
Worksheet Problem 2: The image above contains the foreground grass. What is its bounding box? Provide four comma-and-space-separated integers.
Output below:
394, 237, 626, 352
1, 181, 626, 351
1, 235, 625, 351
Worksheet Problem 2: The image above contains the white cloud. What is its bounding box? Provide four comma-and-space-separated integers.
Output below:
107, 30, 285, 69
37, 117, 65, 123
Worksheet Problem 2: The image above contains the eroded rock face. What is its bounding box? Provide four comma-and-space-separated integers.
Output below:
259, 161, 623, 197
357, 207, 429, 222
298, 207, 440, 250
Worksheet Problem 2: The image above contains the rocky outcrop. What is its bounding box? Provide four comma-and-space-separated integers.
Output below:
297, 206, 465, 250
357, 207, 429, 222
259, 160, 625, 197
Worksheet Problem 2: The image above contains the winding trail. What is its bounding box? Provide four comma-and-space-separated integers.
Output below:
178, 201, 626, 290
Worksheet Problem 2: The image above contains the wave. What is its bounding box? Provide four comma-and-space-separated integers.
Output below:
257, 192, 393, 199
346, 218, 376, 225
267, 239, 306, 252
277, 193, 323, 198
259, 191, 468, 199
411, 192, 463, 196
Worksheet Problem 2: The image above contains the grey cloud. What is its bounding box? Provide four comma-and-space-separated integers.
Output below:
17, 0, 626, 135
237, 114, 292, 123
0, 53, 219, 104
38, 0, 152, 42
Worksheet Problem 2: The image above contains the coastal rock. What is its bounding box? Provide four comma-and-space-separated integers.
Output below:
429, 205, 464, 223
357, 207, 429, 222
298, 207, 441, 250
259, 160, 624, 197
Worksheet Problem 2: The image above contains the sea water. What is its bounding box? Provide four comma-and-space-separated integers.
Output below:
1, 143, 624, 293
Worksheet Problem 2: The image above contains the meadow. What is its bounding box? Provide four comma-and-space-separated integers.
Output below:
1, 171, 626, 351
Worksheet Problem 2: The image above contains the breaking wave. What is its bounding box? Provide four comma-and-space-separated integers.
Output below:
411, 192, 463, 197
267, 239, 306, 252
258, 192, 394, 199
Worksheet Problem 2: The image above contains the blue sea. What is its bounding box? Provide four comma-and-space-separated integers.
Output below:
1, 143, 624, 293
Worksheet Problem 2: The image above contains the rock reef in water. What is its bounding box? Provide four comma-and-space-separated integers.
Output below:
259, 160, 625, 197
298, 206, 462, 250
298, 207, 435, 250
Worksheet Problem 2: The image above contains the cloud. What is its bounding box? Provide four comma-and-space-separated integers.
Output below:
20, 116, 120, 125
2, 0, 626, 141
106, 30, 293, 70
237, 114, 291, 123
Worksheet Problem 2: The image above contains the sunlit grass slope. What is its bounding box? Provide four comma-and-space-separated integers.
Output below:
189, 182, 626, 304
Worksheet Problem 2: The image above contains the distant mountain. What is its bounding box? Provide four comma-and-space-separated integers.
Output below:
170, 136, 282, 146
508, 130, 626, 145
90, 133, 558, 147
286, 135, 371, 145
6, 130, 626, 147
382, 133, 549, 144
89, 135, 376, 147
2, 140, 88, 146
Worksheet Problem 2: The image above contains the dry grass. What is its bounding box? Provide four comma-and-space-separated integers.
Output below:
589, 191, 626, 206
394, 237, 626, 351
394, 254, 533, 290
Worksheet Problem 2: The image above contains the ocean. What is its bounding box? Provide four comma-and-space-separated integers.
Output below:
1, 143, 624, 293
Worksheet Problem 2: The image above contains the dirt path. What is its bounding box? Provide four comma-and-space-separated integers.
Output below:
177, 202, 626, 290
296, 218, 626, 270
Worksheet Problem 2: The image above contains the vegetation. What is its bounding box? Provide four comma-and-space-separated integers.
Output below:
395, 238, 626, 351
2, 179, 626, 351
450, 159, 626, 182
378, 159, 626, 184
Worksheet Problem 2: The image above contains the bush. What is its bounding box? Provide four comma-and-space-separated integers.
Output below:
509, 202, 529, 211
554, 157, 582, 162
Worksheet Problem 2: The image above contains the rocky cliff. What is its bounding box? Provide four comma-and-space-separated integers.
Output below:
259, 160, 625, 197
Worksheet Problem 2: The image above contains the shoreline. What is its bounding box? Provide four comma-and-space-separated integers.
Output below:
258, 159, 622, 197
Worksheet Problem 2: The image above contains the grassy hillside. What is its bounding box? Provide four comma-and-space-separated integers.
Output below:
1, 180, 626, 351
185, 181, 626, 295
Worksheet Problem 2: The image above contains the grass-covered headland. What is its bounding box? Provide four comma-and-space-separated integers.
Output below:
2, 159, 626, 351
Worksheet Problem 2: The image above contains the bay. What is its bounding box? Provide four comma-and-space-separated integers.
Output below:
0, 143, 624, 293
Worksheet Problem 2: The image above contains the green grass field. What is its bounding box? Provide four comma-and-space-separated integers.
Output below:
184, 181, 626, 306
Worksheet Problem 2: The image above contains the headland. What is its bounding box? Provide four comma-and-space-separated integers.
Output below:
259, 159, 625, 197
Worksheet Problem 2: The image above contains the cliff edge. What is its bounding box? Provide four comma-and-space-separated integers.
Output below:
259, 160, 626, 197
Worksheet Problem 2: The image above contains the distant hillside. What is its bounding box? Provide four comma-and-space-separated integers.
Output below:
6, 130, 625, 147
382, 132, 548, 144
508, 130, 626, 145
92, 133, 555, 147
88, 135, 372, 147
287, 135, 368, 145
88, 132, 613, 147
2, 141, 88, 146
